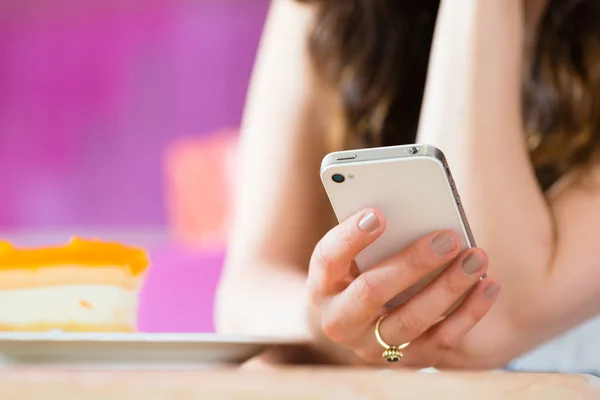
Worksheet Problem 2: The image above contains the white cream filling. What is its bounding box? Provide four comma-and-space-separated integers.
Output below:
0, 285, 138, 327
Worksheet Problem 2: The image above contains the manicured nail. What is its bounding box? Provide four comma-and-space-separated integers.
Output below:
462, 253, 485, 275
483, 283, 501, 300
431, 232, 456, 256
358, 212, 379, 233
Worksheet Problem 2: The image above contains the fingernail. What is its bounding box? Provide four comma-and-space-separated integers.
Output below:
462, 253, 485, 275
483, 283, 501, 300
431, 232, 456, 256
358, 212, 379, 233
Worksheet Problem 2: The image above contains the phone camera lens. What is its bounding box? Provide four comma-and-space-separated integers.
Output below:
408, 147, 419, 155
332, 174, 345, 183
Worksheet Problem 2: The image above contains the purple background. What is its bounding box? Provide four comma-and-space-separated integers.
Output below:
0, 0, 269, 228
138, 245, 225, 332
0, 0, 270, 332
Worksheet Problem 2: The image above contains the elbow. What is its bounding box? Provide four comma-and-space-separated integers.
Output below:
213, 275, 244, 334
213, 266, 267, 335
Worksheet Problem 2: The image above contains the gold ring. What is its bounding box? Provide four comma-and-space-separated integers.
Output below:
375, 313, 410, 363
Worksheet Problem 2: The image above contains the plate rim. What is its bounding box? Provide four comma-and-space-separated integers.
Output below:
0, 332, 304, 345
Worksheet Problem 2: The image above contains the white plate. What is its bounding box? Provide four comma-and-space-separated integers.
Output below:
0, 332, 299, 368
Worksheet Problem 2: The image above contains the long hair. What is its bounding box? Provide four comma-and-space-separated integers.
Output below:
298, 0, 600, 189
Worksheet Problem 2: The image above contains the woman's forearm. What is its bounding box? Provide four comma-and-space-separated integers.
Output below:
417, 0, 555, 361
215, 264, 313, 340
215, 265, 363, 365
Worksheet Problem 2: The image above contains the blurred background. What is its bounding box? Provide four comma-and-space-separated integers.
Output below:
0, 0, 270, 333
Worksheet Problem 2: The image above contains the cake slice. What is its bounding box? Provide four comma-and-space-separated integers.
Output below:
0, 237, 150, 332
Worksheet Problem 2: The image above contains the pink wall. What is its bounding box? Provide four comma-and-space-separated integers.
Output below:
0, 0, 270, 332
0, 0, 269, 228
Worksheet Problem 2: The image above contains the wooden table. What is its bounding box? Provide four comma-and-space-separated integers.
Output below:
1, 367, 598, 399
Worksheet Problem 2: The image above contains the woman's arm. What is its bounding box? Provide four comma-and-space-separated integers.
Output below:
214, 0, 333, 340
418, 0, 600, 366
217, 0, 501, 369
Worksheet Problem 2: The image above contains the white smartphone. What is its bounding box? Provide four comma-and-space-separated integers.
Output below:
320, 144, 476, 309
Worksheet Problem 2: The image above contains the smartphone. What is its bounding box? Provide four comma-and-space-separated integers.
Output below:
320, 144, 476, 309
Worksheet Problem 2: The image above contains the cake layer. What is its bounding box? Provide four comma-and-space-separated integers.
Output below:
0, 266, 143, 290
0, 238, 149, 276
0, 285, 138, 332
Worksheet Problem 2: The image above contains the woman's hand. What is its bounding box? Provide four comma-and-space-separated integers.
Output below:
306, 208, 501, 368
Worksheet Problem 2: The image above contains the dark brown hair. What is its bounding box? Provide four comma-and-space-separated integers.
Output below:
299, 0, 600, 189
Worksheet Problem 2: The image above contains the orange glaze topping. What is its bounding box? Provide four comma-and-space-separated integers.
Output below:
0, 237, 150, 276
